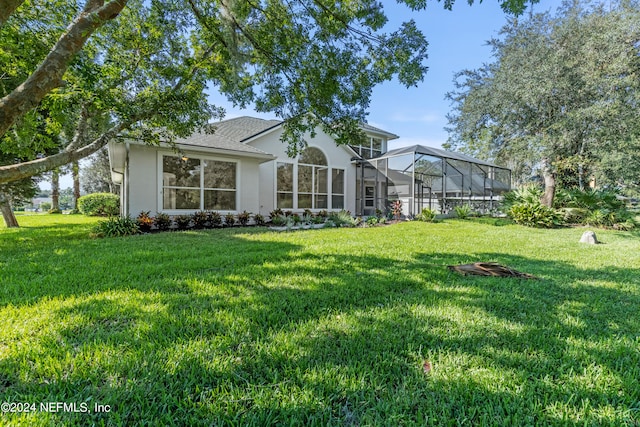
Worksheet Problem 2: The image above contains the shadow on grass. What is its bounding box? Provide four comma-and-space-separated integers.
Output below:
1, 231, 639, 425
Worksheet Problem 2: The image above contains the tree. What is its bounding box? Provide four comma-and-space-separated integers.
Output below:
0, 0, 130, 137
446, 1, 640, 206
0, 0, 543, 188
0, 154, 38, 227
72, 160, 80, 212
50, 168, 60, 213
81, 148, 116, 194
0, 0, 430, 186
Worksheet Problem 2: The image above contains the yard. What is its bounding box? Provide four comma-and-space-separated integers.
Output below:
1, 214, 639, 426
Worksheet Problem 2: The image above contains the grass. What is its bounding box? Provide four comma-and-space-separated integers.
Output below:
1, 215, 639, 426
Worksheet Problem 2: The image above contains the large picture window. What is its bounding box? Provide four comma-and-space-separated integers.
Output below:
275, 147, 345, 210
162, 155, 236, 210
298, 147, 328, 209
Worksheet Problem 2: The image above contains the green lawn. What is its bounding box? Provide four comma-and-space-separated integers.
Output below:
1, 215, 639, 426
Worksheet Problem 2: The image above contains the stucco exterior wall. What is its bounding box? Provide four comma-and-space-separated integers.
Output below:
125, 144, 263, 218
249, 127, 357, 215
128, 144, 157, 218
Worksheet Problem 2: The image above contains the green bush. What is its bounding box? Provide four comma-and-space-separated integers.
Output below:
416, 208, 436, 222
328, 210, 359, 227
501, 184, 543, 211
555, 188, 635, 229
91, 216, 139, 238
454, 205, 472, 219
39, 202, 51, 211
508, 202, 561, 228
77, 193, 119, 216
271, 214, 287, 226
365, 216, 379, 226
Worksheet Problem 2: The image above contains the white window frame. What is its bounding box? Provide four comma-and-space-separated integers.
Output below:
157, 151, 239, 214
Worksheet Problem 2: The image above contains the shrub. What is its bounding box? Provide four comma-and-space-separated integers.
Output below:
237, 211, 251, 226
48, 208, 62, 214
192, 210, 209, 229
253, 213, 265, 226
224, 213, 236, 227
175, 214, 192, 230
508, 202, 561, 228
328, 210, 358, 227
91, 216, 139, 238
136, 211, 154, 232
311, 215, 325, 224
208, 211, 222, 227
365, 216, 379, 226
316, 210, 328, 218
390, 200, 402, 220
269, 209, 283, 221
39, 202, 51, 211
77, 193, 119, 216
271, 214, 287, 226
153, 213, 172, 231
501, 184, 543, 211
416, 208, 436, 222
555, 188, 635, 228
291, 213, 301, 224
454, 205, 472, 220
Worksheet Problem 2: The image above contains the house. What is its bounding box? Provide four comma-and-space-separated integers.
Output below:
108, 116, 510, 219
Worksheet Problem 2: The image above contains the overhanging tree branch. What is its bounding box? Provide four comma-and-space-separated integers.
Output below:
0, 0, 26, 26
0, 0, 129, 139
0, 121, 129, 183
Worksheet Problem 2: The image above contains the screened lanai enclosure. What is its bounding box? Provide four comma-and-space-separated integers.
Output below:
355, 145, 511, 217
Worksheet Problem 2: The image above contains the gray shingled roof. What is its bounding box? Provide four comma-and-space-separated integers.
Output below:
174, 116, 398, 155
360, 122, 399, 140
175, 116, 282, 156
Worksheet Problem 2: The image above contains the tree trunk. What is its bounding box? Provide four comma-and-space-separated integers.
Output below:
0, 0, 26, 26
0, 192, 19, 228
51, 169, 60, 211
72, 160, 80, 211
540, 158, 556, 208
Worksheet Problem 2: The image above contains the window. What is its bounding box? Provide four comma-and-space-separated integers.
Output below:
298, 147, 327, 209
277, 162, 294, 209
162, 155, 236, 210
350, 136, 384, 159
332, 168, 345, 209
371, 138, 383, 158
203, 160, 236, 210
275, 147, 344, 210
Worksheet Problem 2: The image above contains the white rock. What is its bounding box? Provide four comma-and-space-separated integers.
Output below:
579, 231, 599, 244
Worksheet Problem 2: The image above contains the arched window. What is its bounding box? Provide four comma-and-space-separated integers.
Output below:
298, 147, 328, 209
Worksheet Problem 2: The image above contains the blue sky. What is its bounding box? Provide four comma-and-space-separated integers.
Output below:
54, 0, 563, 190
209, 0, 564, 151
